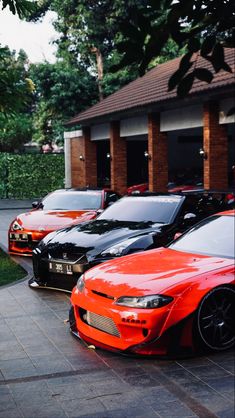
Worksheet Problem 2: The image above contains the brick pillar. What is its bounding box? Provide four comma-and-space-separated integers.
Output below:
203, 102, 228, 190
71, 127, 97, 188
110, 121, 127, 194
148, 113, 168, 192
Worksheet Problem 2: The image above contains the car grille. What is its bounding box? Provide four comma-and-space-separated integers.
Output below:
82, 310, 120, 338
45, 253, 88, 264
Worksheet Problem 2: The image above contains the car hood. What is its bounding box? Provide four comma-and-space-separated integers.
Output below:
83, 248, 233, 298
46, 219, 161, 252
16, 210, 98, 231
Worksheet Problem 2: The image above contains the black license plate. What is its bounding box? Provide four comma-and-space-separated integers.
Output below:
49, 261, 73, 275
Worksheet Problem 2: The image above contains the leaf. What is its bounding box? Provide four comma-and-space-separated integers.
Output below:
179, 52, 194, 71
211, 43, 225, 72
194, 68, 213, 83
168, 69, 183, 91
177, 72, 195, 98
187, 38, 200, 53
221, 62, 233, 73
201, 36, 216, 57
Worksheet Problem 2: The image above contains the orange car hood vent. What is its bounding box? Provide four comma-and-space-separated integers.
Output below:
92, 290, 115, 300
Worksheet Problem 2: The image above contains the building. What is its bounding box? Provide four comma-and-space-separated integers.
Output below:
64, 48, 235, 194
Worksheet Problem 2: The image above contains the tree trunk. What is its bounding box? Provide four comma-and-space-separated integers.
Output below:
91, 47, 104, 101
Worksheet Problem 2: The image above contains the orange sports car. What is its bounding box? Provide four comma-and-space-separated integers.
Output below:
8, 188, 120, 256
70, 210, 235, 356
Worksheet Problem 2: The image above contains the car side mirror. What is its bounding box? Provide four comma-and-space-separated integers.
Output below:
183, 213, 197, 220
96, 209, 104, 215
32, 201, 43, 209
183, 212, 197, 227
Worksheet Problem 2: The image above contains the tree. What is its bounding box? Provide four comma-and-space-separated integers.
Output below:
0, 112, 32, 151
0, 46, 34, 114
112, 0, 235, 97
25, 1, 159, 100
29, 61, 98, 144
0, 48, 34, 150
0, 0, 36, 17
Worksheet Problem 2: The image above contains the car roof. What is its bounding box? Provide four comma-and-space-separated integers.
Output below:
124, 192, 183, 198
52, 188, 107, 194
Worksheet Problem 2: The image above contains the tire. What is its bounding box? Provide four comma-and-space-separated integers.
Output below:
195, 287, 235, 351
69, 305, 77, 333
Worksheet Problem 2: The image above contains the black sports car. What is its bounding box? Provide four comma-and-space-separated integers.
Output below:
29, 191, 233, 292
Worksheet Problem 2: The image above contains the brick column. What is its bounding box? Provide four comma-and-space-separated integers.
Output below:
71, 127, 97, 188
110, 121, 127, 194
203, 102, 228, 190
148, 113, 168, 192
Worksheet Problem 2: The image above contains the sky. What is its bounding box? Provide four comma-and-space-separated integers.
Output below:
0, 7, 58, 63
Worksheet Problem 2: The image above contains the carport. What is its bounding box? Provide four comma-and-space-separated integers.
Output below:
64, 48, 235, 195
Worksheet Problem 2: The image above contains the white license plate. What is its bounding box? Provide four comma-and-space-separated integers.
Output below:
10, 233, 28, 241
49, 261, 73, 275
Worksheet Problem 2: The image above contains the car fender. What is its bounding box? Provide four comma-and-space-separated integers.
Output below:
158, 265, 235, 337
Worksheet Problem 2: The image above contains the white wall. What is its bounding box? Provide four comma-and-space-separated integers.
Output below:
63, 130, 83, 188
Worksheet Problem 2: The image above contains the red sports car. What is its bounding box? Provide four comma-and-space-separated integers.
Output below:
126, 182, 203, 195
9, 188, 120, 256
70, 210, 235, 356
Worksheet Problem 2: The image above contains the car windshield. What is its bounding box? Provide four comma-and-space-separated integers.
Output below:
42, 192, 102, 210
169, 215, 234, 259
98, 196, 181, 223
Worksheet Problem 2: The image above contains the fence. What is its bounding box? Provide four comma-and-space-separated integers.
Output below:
0, 153, 65, 199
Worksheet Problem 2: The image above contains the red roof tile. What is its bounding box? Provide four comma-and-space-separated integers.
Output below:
68, 48, 235, 125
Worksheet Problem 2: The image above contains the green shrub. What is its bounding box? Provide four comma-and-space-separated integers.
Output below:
0, 153, 65, 198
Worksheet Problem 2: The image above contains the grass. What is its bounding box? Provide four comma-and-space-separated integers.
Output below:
0, 248, 26, 287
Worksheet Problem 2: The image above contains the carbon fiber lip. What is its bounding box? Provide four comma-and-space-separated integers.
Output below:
28, 277, 72, 294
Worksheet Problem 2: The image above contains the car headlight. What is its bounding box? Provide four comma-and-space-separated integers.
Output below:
101, 237, 141, 257
11, 220, 23, 231
76, 275, 85, 292
115, 294, 173, 309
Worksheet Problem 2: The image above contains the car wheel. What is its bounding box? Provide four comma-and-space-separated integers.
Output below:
69, 306, 77, 333
196, 287, 235, 351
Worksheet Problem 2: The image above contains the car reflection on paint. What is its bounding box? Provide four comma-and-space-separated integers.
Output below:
29, 191, 232, 292
70, 210, 235, 356
9, 188, 120, 256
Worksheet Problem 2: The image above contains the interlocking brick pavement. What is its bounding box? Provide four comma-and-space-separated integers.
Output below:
0, 203, 234, 418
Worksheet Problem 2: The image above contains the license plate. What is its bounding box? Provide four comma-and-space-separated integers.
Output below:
49, 261, 73, 275
10, 233, 28, 241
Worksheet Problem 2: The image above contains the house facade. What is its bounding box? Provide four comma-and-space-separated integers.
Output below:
64, 48, 235, 194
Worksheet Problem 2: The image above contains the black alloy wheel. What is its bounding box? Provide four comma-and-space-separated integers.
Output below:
196, 287, 235, 351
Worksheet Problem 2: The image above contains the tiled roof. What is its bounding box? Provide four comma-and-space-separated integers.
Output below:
68, 48, 235, 125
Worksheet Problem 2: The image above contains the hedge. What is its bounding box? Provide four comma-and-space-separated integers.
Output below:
0, 153, 65, 198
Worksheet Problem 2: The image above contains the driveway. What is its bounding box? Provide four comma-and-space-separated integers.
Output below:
0, 201, 234, 418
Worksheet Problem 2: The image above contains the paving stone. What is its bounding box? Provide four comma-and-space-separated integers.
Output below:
0, 340, 27, 361
0, 357, 37, 380
0, 205, 234, 418
18, 400, 68, 418
134, 386, 179, 405
0, 408, 23, 418
59, 397, 107, 417
192, 390, 234, 414
151, 399, 197, 417
30, 354, 74, 374
47, 380, 94, 401
0, 393, 16, 412
184, 364, 231, 380
205, 375, 235, 400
